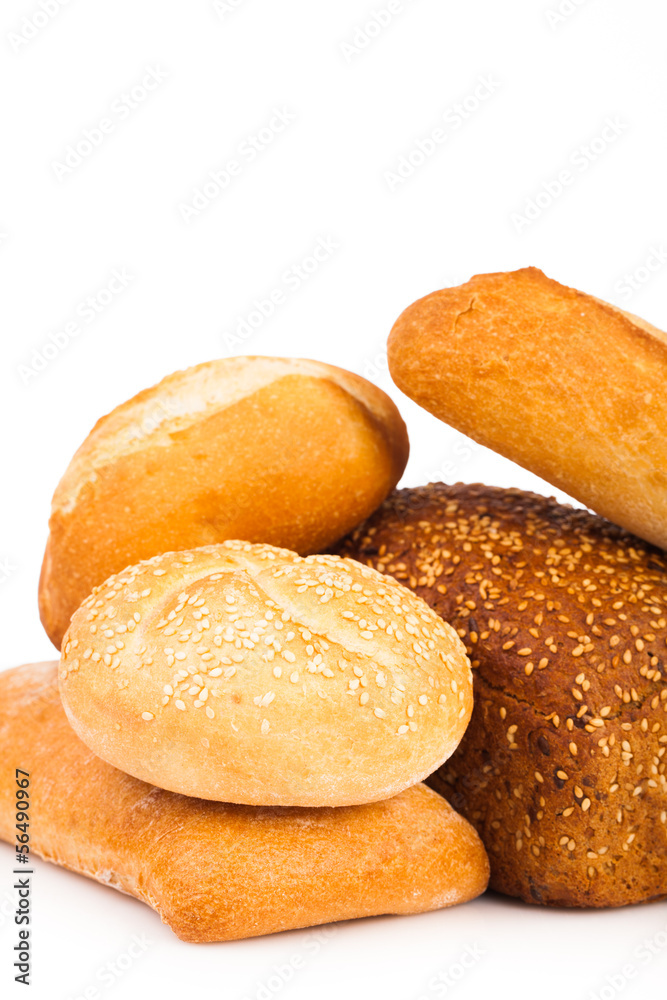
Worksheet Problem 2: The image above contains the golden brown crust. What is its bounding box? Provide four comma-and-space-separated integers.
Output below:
335, 482, 667, 907
39, 357, 409, 649
59, 541, 472, 807
387, 267, 667, 551
0, 662, 489, 942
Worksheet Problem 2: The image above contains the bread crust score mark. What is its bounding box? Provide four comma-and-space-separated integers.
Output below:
39, 356, 409, 649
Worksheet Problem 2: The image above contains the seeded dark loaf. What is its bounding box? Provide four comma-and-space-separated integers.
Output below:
39, 356, 409, 649
0, 662, 489, 943
336, 482, 667, 907
387, 267, 667, 551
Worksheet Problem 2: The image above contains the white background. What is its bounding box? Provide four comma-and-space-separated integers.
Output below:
1, 0, 666, 997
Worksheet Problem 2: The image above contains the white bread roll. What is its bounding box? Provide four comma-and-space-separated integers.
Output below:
59, 541, 473, 807
387, 268, 667, 550
39, 356, 409, 649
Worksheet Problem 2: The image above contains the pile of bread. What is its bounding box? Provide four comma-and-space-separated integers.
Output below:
2, 268, 665, 944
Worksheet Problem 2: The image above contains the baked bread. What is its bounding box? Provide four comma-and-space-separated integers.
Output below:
59, 540, 473, 807
387, 267, 667, 552
0, 661, 489, 943
39, 355, 409, 649
336, 482, 667, 907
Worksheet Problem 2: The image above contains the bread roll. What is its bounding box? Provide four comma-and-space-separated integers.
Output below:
336, 483, 667, 907
387, 268, 667, 551
59, 540, 473, 807
39, 356, 409, 649
0, 662, 489, 943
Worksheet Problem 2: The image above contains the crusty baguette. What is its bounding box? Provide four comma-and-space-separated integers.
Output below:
387, 267, 667, 551
336, 483, 667, 907
39, 356, 409, 649
59, 541, 472, 807
0, 662, 488, 943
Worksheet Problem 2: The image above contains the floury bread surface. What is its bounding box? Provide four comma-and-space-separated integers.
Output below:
0, 662, 490, 943
387, 267, 667, 551
336, 483, 667, 907
59, 541, 473, 806
39, 355, 409, 648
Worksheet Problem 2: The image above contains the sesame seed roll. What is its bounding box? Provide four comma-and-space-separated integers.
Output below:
59, 540, 472, 807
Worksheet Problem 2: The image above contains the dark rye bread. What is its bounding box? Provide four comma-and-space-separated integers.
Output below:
335, 483, 667, 908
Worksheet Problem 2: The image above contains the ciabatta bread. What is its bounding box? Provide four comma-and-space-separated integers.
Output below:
0, 662, 489, 943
